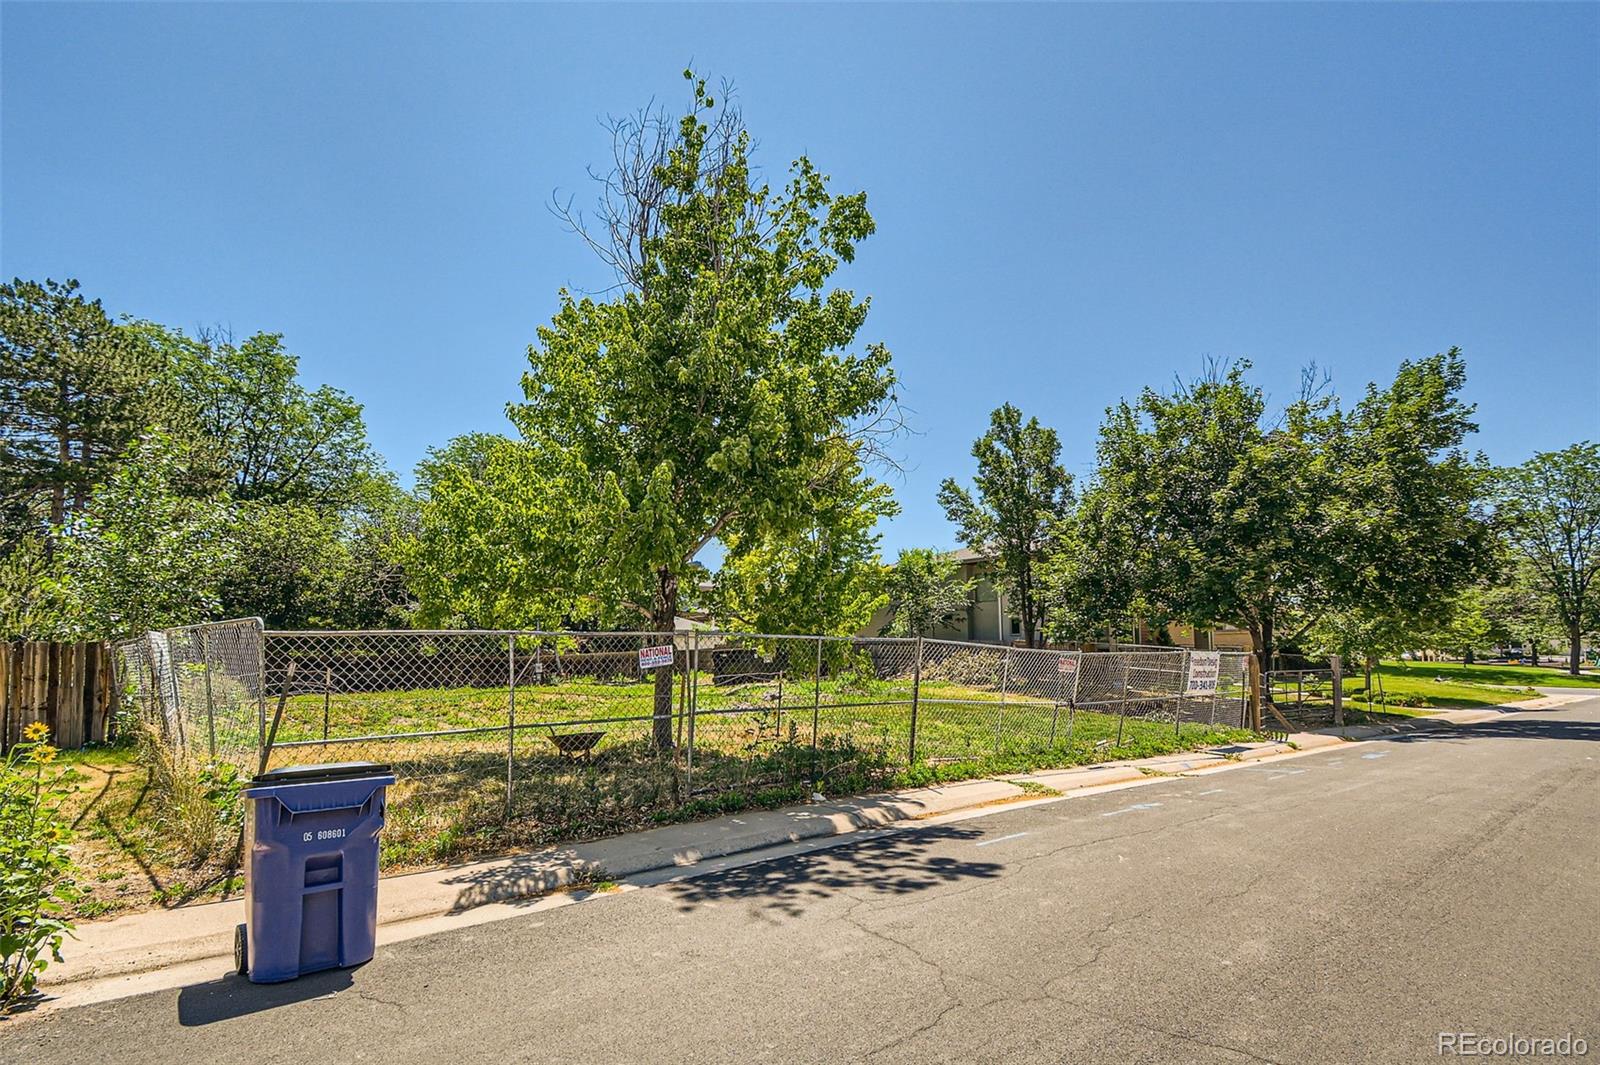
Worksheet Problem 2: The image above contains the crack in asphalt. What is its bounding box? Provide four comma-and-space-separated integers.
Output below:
838, 901, 983, 1060
355, 989, 408, 1012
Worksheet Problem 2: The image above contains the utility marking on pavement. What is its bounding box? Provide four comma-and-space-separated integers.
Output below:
1195, 789, 1225, 796
975, 832, 1031, 847
1101, 802, 1162, 817
1267, 768, 1308, 779
1361, 752, 1389, 760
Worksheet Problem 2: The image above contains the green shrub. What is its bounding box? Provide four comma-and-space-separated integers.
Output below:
1, 724, 78, 1009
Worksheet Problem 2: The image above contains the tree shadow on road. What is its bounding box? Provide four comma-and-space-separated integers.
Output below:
661, 824, 1004, 919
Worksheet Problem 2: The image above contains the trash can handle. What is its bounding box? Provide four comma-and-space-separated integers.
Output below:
269, 791, 384, 822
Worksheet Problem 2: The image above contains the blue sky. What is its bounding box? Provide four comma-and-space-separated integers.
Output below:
4, 3, 1597, 557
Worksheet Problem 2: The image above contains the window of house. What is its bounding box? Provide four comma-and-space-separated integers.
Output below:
1010, 618, 1020, 635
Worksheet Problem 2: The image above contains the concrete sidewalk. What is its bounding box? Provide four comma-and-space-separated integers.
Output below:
42, 743, 1269, 990
43, 690, 1582, 997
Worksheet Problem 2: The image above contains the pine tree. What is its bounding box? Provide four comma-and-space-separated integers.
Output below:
0, 279, 165, 547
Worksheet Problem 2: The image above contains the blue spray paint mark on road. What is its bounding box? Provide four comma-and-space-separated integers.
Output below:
1101, 802, 1163, 817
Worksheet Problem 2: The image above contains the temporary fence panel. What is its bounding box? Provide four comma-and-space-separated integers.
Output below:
112, 618, 265, 768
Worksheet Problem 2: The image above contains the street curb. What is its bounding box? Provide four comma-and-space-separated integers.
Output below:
1305, 706, 1518, 743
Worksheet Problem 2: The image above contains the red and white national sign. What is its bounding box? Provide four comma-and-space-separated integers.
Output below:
638, 645, 675, 670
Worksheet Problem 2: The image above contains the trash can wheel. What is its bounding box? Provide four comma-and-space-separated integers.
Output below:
234, 923, 248, 976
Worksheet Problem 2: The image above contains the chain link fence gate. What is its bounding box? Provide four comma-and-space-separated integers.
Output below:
111, 617, 266, 770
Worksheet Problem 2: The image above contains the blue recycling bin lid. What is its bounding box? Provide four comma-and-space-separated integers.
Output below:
250, 761, 393, 787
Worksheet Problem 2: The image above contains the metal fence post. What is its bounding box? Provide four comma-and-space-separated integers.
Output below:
256, 622, 267, 767
681, 639, 694, 745
1066, 654, 1081, 744
198, 628, 217, 762
1115, 653, 1130, 746
907, 637, 923, 765
1331, 654, 1344, 729
1174, 651, 1186, 739
505, 634, 516, 816
685, 630, 697, 801
993, 645, 1011, 755
812, 636, 822, 775
1049, 653, 1064, 747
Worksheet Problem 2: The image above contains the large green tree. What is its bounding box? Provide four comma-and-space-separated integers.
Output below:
1330, 351, 1496, 649
158, 327, 379, 507
1063, 355, 1492, 674
1498, 442, 1600, 675
148, 324, 404, 628
406, 434, 566, 629
1479, 557, 1562, 665
417, 74, 899, 745
937, 404, 1073, 646
1070, 363, 1338, 671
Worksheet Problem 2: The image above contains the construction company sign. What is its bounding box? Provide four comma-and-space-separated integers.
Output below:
1186, 651, 1222, 695
638, 644, 675, 671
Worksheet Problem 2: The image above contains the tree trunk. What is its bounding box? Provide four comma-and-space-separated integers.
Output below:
1569, 622, 1583, 677
1246, 613, 1275, 713
52, 378, 70, 526
1018, 567, 1035, 647
1463, 647, 1475, 665
651, 568, 678, 749
1250, 613, 1274, 681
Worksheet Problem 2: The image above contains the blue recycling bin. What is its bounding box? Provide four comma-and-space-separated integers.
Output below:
237, 762, 396, 983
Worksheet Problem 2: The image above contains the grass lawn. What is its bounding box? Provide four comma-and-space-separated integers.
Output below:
1308, 663, 1545, 715
52, 667, 1254, 917
1378, 659, 1600, 690
45, 746, 244, 921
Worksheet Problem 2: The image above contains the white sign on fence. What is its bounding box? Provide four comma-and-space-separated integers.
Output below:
1186, 651, 1222, 695
1057, 656, 1078, 675
639, 645, 675, 671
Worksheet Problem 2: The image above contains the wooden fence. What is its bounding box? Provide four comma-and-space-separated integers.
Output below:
0, 640, 116, 751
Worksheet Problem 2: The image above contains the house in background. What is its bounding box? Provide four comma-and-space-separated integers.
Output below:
866, 546, 1254, 650
941, 547, 1019, 643
1129, 620, 1253, 652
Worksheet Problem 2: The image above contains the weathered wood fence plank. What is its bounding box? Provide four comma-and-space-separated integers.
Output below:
0, 640, 116, 751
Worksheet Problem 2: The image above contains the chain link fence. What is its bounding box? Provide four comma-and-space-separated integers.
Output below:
111, 617, 265, 768
114, 621, 1256, 863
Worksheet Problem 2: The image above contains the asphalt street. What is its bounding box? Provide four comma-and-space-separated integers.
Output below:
12, 697, 1600, 1064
